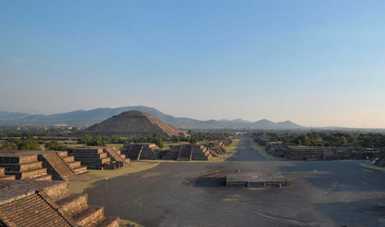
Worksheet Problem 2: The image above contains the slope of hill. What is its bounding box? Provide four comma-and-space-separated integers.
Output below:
84, 111, 185, 137
0, 106, 304, 130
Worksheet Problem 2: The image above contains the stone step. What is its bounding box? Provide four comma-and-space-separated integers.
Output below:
42, 181, 69, 200
77, 157, 111, 165
70, 148, 104, 155
73, 206, 105, 226
97, 217, 120, 227
7, 167, 48, 180
0, 175, 16, 180
40, 153, 74, 181
62, 156, 75, 163
34, 174, 52, 181
57, 193, 88, 216
73, 166, 88, 175
57, 151, 69, 157
0, 167, 4, 176
67, 160, 81, 169
0, 192, 72, 227
0, 154, 38, 164
72, 152, 109, 159
0, 161, 43, 172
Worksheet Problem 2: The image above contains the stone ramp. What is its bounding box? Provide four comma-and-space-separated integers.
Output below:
40, 152, 74, 180
39, 152, 88, 181
0, 180, 121, 227
0, 152, 52, 181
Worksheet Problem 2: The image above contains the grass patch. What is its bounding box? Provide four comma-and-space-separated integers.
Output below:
255, 144, 276, 160
68, 161, 159, 194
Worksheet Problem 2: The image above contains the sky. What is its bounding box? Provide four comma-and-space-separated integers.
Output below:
1, 0, 385, 128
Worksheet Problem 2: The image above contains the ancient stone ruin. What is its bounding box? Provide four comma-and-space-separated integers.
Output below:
265, 142, 379, 161
0, 180, 120, 226
84, 110, 186, 138
68, 147, 129, 170
123, 142, 227, 161
195, 170, 288, 189
0, 167, 15, 181
164, 144, 212, 161
122, 143, 159, 160
39, 151, 88, 180
0, 153, 52, 181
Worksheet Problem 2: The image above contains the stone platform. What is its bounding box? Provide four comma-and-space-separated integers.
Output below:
68, 148, 112, 170
0, 180, 120, 227
0, 152, 52, 181
39, 151, 88, 180
226, 172, 288, 188
195, 170, 288, 188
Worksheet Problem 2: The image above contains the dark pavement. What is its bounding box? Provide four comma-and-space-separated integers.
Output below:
87, 136, 385, 227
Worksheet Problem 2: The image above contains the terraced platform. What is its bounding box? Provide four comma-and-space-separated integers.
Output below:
165, 144, 212, 161
0, 153, 52, 181
39, 151, 88, 180
122, 143, 159, 160
68, 147, 115, 169
0, 180, 120, 227
103, 147, 130, 168
195, 170, 288, 188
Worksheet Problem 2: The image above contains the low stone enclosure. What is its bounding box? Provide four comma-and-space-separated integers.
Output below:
265, 142, 380, 161
68, 147, 129, 170
194, 170, 288, 188
0, 180, 120, 227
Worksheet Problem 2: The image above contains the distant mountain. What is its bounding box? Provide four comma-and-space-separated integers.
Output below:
84, 111, 185, 137
0, 106, 304, 130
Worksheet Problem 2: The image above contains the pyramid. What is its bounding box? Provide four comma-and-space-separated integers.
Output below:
84, 111, 185, 137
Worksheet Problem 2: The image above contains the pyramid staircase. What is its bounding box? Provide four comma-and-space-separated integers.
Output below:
191, 145, 212, 160
39, 151, 88, 180
53, 183, 120, 227
0, 181, 120, 227
0, 167, 15, 180
0, 153, 52, 181
122, 144, 159, 160
68, 148, 113, 170
103, 147, 129, 168
176, 145, 192, 161
122, 144, 143, 160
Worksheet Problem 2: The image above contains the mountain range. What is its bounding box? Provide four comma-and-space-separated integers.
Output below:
0, 106, 303, 130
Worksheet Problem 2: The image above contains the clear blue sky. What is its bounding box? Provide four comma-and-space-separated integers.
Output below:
1, 0, 385, 128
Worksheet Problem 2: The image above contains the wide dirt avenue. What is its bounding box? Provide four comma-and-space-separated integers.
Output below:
87, 136, 385, 227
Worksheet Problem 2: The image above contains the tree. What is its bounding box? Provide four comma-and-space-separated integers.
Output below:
0, 141, 17, 150
18, 137, 41, 150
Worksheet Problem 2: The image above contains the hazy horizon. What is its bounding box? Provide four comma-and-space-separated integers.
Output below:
2, 1, 385, 128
